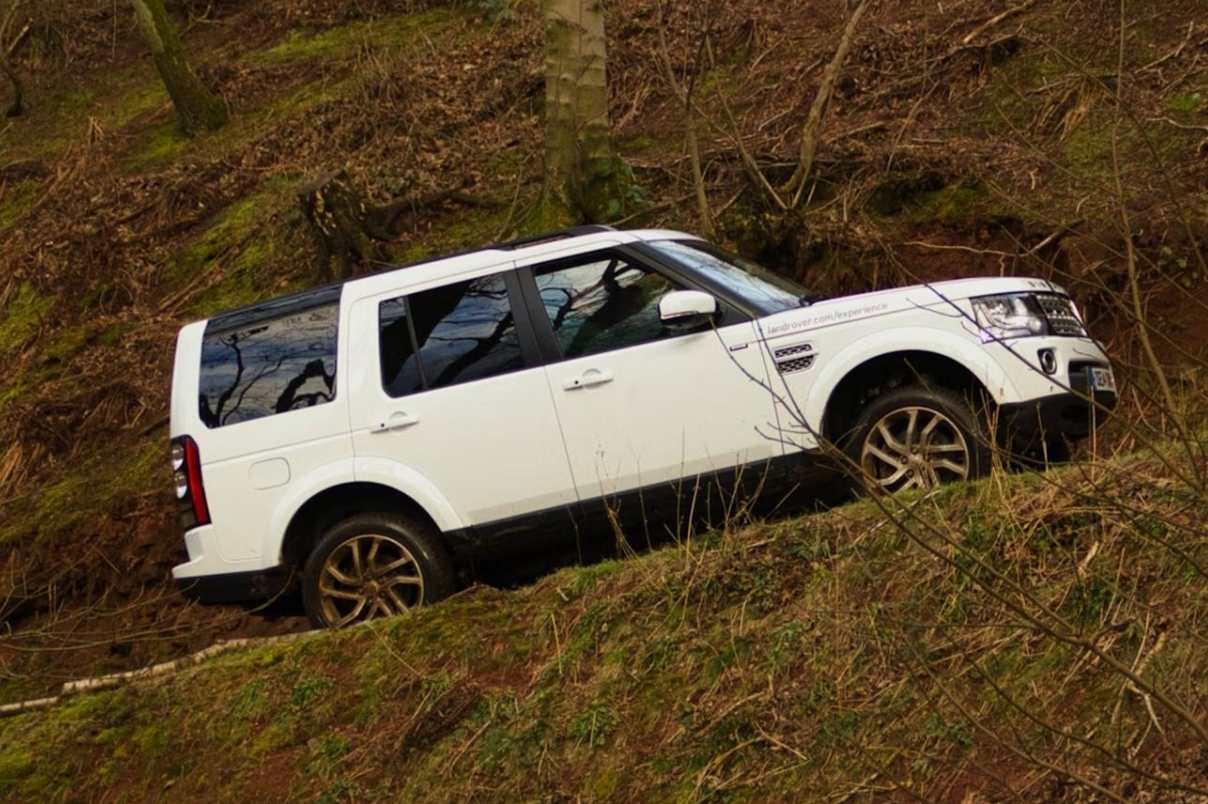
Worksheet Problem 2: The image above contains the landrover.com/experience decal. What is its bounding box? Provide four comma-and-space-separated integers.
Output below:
764, 302, 890, 336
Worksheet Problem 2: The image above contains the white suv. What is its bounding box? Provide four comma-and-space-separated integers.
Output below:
169, 227, 1116, 627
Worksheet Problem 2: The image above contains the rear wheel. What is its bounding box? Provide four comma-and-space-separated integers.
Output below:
846, 386, 992, 494
302, 512, 457, 629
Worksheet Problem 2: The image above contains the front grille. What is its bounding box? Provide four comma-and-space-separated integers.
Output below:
1035, 294, 1086, 336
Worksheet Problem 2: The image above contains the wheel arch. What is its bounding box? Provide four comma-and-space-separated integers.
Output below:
280, 482, 446, 570
818, 349, 995, 446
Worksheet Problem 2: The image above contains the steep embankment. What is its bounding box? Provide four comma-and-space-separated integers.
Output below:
3, 453, 1208, 802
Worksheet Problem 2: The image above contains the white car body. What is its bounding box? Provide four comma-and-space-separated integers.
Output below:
168, 227, 1115, 625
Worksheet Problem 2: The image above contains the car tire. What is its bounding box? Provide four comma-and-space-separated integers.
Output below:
845, 385, 992, 494
301, 512, 457, 629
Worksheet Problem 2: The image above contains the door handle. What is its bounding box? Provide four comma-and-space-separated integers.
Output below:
375, 411, 420, 432
562, 370, 614, 391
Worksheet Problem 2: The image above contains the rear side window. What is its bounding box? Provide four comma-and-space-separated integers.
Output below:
379, 273, 524, 398
199, 303, 339, 428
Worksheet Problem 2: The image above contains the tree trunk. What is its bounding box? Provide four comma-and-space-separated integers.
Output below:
130, 0, 227, 136
298, 170, 374, 285
539, 0, 627, 226
298, 171, 497, 284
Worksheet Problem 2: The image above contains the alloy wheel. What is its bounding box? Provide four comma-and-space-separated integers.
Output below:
859, 405, 971, 492
316, 533, 424, 627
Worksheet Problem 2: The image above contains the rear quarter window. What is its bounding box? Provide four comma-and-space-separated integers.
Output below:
198, 303, 339, 428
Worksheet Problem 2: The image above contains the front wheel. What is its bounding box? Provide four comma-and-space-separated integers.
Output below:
846, 386, 992, 494
302, 512, 457, 629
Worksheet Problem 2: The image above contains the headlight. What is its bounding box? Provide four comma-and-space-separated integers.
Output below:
972, 294, 1047, 340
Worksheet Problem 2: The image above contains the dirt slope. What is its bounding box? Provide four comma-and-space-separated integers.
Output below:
3, 455, 1208, 802
0, 0, 1205, 739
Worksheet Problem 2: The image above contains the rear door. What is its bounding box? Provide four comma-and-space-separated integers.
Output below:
346, 269, 578, 530
518, 249, 782, 518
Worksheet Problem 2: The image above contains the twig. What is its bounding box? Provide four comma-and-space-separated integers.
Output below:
1139, 22, 1193, 72
902, 240, 1015, 258
784, 0, 872, 206
1153, 115, 1208, 152
960, 0, 1040, 46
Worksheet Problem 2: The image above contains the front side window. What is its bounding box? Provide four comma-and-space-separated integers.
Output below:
379, 273, 523, 398
535, 255, 683, 359
645, 239, 805, 315
199, 303, 338, 428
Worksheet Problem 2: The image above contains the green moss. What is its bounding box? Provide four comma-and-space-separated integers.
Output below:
99, 321, 136, 347
249, 719, 298, 758
0, 283, 55, 354
162, 179, 304, 319
1168, 92, 1204, 113
125, 120, 191, 170
40, 323, 99, 367
908, 184, 987, 223
112, 80, 170, 129
1061, 120, 1115, 176
4, 68, 166, 165
424, 200, 514, 254
133, 721, 172, 756
0, 437, 165, 544
249, 10, 459, 65
0, 746, 36, 789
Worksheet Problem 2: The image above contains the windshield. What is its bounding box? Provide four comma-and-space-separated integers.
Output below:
646, 239, 806, 315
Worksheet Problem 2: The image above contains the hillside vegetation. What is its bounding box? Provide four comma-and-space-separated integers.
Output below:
1, 0, 1206, 800
4, 456, 1208, 802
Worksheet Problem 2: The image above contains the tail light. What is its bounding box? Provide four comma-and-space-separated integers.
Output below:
171, 435, 210, 529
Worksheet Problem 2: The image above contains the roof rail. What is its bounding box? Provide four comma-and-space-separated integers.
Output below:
493, 225, 617, 251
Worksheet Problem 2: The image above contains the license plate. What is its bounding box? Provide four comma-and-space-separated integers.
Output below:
1090, 367, 1116, 392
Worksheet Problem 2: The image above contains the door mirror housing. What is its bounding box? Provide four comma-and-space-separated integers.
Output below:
658, 290, 719, 331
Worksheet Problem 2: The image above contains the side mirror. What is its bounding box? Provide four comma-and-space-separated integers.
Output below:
658, 290, 719, 331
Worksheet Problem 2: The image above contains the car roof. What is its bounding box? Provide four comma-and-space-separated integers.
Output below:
202, 227, 701, 334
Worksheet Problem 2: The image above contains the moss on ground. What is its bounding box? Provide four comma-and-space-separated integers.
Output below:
247, 8, 461, 66
161, 175, 305, 318
0, 283, 55, 355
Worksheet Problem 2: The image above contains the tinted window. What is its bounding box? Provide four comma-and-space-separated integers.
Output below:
535, 256, 682, 359
379, 273, 523, 397
646, 240, 805, 314
199, 303, 338, 428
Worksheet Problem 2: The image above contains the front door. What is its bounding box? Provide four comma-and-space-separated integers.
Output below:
522, 251, 783, 525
